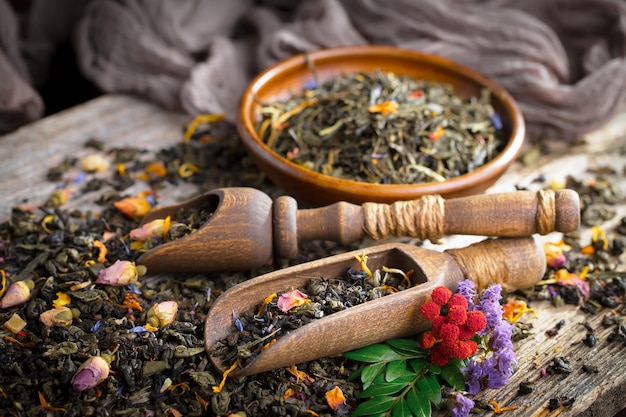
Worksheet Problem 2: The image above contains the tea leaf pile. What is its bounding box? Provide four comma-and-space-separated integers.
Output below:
344, 338, 467, 417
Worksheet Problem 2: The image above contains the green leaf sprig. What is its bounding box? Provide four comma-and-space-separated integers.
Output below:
344, 338, 467, 417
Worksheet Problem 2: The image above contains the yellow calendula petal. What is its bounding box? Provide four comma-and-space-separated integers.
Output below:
145, 161, 168, 177
591, 225, 608, 251
0, 270, 6, 298
183, 113, 226, 142
325, 386, 347, 411
53, 292, 71, 308
257, 293, 277, 316
502, 299, 536, 323
212, 360, 239, 393
162, 216, 171, 241
93, 240, 108, 263
354, 254, 372, 278
368, 101, 398, 115
286, 364, 315, 383
178, 162, 201, 178
116, 163, 126, 177
41, 214, 55, 234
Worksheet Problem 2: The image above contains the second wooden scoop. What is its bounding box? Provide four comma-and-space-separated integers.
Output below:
205, 236, 546, 377
137, 188, 579, 274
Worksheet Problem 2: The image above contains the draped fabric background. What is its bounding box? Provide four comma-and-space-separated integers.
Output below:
2, 0, 625, 140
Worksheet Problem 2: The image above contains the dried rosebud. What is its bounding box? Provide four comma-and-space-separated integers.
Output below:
547, 253, 567, 268
0, 280, 34, 309
277, 290, 309, 312
114, 197, 151, 220
96, 260, 138, 286
130, 218, 166, 241
39, 306, 78, 327
72, 355, 111, 391
544, 241, 571, 268
146, 301, 178, 328
81, 153, 110, 172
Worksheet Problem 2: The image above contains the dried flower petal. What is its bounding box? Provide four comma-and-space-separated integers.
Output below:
145, 161, 168, 177
147, 301, 178, 328
96, 260, 138, 286
130, 218, 167, 241
0, 270, 6, 298
368, 101, 398, 115
114, 197, 151, 220
39, 306, 75, 327
556, 269, 590, 299
502, 299, 536, 323
286, 365, 315, 383
277, 290, 309, 312
544, 240, 571, 268
0, 280, 34, 309
71, 356, 111, 391
52, 292, 71, 308
93, 240, 108, 263
325, 386, 347, 411
354, 254, 372, 278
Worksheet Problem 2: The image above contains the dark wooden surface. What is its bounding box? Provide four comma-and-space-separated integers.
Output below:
1, 94, 625, 416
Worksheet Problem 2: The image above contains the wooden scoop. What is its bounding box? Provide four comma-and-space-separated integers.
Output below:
205, 236, 546, 377
137, 188, 579, 274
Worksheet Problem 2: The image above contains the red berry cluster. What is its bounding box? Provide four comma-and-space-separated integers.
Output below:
419, 286, 487, 366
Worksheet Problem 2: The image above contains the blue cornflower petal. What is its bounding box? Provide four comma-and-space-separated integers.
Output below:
490, 113, 503, 130
90, 320, 101, 332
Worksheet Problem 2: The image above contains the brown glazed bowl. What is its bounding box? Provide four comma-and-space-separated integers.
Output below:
237, 45, 525, 206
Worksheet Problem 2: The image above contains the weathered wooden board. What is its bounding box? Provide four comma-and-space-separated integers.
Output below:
1, 94, 625, 416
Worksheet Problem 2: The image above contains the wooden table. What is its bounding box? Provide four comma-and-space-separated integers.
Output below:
1, 94, 625, 416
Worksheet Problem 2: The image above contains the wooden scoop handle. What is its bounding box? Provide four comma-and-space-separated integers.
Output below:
274, 189, 579, 259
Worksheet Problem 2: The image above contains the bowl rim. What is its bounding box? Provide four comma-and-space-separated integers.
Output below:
238, 45, 525, 200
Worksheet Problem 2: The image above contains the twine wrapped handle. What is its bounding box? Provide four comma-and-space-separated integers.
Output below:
274, 189, 579, 259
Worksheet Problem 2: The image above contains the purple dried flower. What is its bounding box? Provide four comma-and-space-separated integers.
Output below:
461, 284, 518, 394
491, 320, 514, 351
462, 358, 485, 395
456, 280, 477, 310
477, 284, 503, 335
452, 393, 474, 417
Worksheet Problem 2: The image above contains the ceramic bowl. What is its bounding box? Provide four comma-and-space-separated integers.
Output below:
237, 45, 525, 206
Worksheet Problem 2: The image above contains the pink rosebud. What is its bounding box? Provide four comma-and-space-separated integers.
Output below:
0, 280, 34, 309
277, 290, 309, 312
547, 253, 567, 268
129, 218, 166, 241
39, 306, 75, 327
96, 260, 138, 286
72, 356, 111, 391
147, 301, 178, 328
